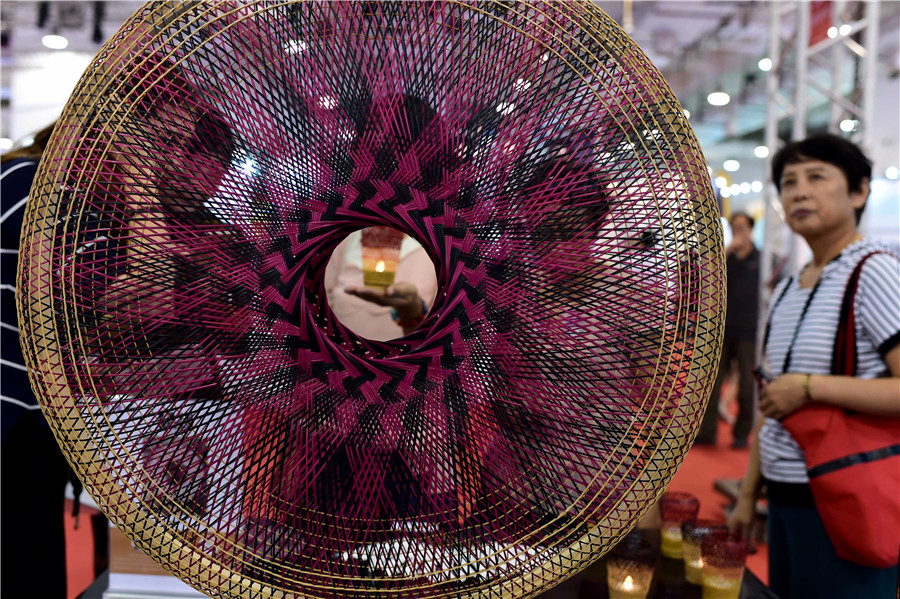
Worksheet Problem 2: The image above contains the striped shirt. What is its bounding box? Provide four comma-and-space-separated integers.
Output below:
2, 158, 43, 443
759, 239, 900, 483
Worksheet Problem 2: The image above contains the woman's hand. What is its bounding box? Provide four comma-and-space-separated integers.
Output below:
727, 493, 757, 542
345, 283, 420, 314
346, 283, 425, 333
758, 373, 809, 420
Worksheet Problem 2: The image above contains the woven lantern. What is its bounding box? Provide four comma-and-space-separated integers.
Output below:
17, 2, 724, 598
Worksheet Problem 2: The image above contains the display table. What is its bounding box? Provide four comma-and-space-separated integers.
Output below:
534, 529, 778, 599
79, 528, 777, 599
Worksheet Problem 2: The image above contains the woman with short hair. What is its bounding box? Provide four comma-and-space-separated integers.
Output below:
729, 133, 900, 598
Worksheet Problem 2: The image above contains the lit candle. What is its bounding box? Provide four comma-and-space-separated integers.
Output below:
659, 492, 700, 559
701, 571, 742, 598
608, 561, 653, 598
607, 531, 656, 599
700, 535, 749, 599
681, 520, 727, 585
608, 572, 649, 598
660, 526, 683, 559
683, 552, 703, 585
361, 226, 404, 288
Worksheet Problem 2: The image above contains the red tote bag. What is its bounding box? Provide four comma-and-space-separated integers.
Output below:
782, 405, 900, 568
782, 251, 900, 568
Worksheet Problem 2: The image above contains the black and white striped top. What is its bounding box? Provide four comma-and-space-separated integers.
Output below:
759, 239, 900, 484
1, 158, 40, 420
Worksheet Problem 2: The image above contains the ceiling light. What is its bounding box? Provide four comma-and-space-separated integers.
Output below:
839, 119, 858, 132
0, 138, 12, 151
513, 78, 532, 91
715, 176, 728, 188
42, 34, 68, 50
496, 102, 515, 115
751, 180, 764, 193
754, 145, 770, 158
828, 27, 838, 39
758, 58, 773, 72
318, 96, 337, 109
839, 24, 852, 36
729, 184, 741, 195
740, 182, 751, 194
683, 109, 691, 119
886, 166, 899, 180
723, 159, 740, 172
720, 187, 732, 198
707, 92, 730, 106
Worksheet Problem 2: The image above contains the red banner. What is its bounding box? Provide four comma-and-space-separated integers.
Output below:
810, 1, 833, 46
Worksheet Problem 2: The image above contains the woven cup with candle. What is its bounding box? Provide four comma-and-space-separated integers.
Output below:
700, 534, 750, 599
606, 532, 656, 599
658, 491, 700, 558
361, 226, 404, 288
681, 520, 728, 584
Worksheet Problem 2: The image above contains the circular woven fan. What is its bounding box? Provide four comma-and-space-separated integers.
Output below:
18, 2, 723, 598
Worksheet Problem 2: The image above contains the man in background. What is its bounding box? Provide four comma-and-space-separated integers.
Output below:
696, 212, 759, 448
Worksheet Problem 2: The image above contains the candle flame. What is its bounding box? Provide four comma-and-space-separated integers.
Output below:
698, 557, 704, 567
375, 260, 385, 273
624, 576, 633, 591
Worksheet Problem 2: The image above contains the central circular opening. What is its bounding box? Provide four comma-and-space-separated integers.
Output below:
324, 226, 438, 341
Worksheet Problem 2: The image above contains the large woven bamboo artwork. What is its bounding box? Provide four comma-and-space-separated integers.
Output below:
17, 2, 724, 598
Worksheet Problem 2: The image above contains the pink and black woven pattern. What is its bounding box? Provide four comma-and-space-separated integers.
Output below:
18, 2, 724, 598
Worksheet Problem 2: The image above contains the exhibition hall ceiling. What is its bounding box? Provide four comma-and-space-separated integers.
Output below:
1, 1, 898, 176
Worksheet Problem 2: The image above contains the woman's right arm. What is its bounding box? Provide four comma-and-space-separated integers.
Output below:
728, 413, 765, 541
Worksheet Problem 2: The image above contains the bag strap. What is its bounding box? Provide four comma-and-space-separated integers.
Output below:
762, 276, 793, 355
831, 251, 887, 377
809, 444, 900, 478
